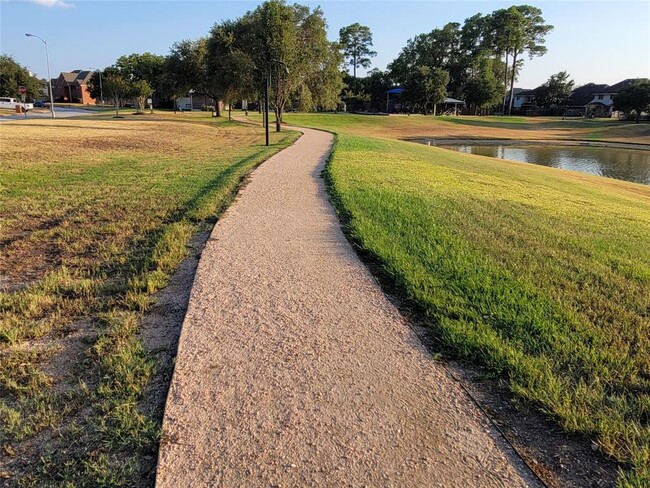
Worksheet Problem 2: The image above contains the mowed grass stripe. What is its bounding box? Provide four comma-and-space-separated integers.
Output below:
322, 131, 650, 486
0, 116, 298, 486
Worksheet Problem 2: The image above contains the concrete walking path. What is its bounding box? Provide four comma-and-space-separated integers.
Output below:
155, 127, 539, 487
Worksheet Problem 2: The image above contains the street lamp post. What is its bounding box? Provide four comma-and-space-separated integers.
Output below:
264, 76, 270, 146
25, 33, 55, 118
265, 59, 289, 147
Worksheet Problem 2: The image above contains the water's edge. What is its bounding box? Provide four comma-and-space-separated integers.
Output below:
408, 138, 650, 185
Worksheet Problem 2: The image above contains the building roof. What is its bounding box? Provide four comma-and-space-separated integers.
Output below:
566, 83, 608, 106
58, 70, 94, 85
593, 78, 649, 95
507, 88, 534, 102
510, 88, 529, 96
513, 88, 535, 97
586, 78, 649, 105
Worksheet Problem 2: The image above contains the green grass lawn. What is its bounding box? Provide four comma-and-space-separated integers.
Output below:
277, 113, 650, 486
267, 111, 650, 145
0, 116, 298, 486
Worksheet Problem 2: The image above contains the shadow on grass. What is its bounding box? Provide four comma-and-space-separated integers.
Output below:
106, 147, 270, 290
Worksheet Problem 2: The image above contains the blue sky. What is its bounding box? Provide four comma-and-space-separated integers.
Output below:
1, 0, 648, 89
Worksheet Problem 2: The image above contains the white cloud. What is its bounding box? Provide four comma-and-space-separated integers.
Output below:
27, 0, 75, 8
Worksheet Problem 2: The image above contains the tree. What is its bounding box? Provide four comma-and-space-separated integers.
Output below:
114, 52, 165, 113
206, 22, 258, 117
115, 52, 165, 89
614, 80, 650, 122
404, 66, 448, 115
131, 79, 153, 113
0, 54, 43, 101
163, 39, 212, 113
340, 72, 368, 111
388, 23, 462, 88
218, 0, 343, 131
365, 69, 393, 112
464, 57, 502, 114
102, 70, 130, 117
85, 72, 103, 103
489, 7, 525, 113
339, 23, 377, 79
534, 71, 574, 108
496, 6, 553, 115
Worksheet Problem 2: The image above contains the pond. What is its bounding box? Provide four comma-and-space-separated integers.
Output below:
414, 140, 650, 185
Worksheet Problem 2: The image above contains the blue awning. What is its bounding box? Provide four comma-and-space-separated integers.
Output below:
385, 87, 405, 94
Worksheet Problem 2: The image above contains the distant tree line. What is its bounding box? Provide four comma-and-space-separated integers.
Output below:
86, 0, 343, 129
81, 2, 556, 120
6, 1, 646, 120
344, 5, 553, 115
0, 54, 44, 101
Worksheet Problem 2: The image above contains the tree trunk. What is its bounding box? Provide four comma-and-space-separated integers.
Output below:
216, 101, 221, 117
433, 103, 437, 116
275, 105, 282, 132
502, 49, 509, 114
508, 51, 518, 116
353, 54, 357, 79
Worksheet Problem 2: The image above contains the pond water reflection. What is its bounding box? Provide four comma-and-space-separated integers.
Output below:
415, 141, 650, 185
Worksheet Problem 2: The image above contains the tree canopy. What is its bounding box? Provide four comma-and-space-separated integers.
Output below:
403, 66, 449, 115
0, 55, 43, 101
162, 39, 208, 112
115, 52, 165, 113
496, 6, 553, 114
534, 71, 574, 108
388, 5, 551, 115
463, 57, 502, 114
87, 52, 165, 113
614, 80, 650, 122
101, 70, 130, 116
339, 23, 377, 79
202, 0, 343, 129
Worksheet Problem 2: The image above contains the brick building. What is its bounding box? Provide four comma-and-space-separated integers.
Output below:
52, 70, 96, 104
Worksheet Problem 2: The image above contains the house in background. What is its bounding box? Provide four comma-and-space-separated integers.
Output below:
175, 93, 220, 111
52, 70, 95, 104
585, 79, 646, 118
510, 88, 536, 113
564, 83, 608, 116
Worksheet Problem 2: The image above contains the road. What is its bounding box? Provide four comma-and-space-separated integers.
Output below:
0, 107, 95, 122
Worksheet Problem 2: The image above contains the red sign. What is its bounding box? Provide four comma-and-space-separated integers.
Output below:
18, 86, 27, 94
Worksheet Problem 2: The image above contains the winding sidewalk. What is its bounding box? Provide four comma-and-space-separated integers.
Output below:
156, 128, 539, 487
